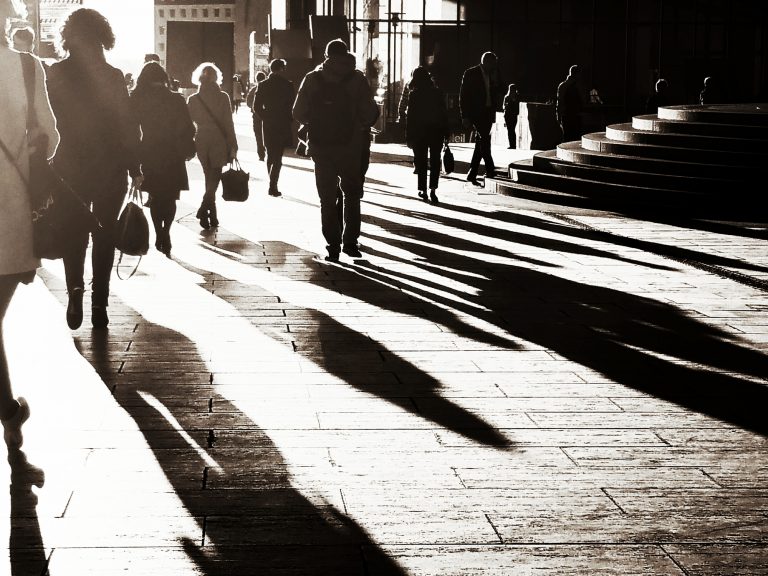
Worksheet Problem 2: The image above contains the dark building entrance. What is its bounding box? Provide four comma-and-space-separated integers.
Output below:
167, 21, 234, 93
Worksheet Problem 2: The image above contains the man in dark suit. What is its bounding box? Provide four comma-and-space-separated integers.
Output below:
252, 59, 295, 196
459, 52, 501, 185
556, 64, 584, 142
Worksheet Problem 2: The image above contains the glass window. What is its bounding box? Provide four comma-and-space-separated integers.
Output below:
192, 9, 198, 18
158, 9, 164, 18
226, 8, 232, 18
180, 9, 186, 18
159, 25, 165, 35
169, 9, 175, 18
203, 9, 209, 18
214, 8, 220, 17
159, 43, 165, 52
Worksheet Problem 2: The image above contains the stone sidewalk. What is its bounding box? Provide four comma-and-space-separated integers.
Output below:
2, 113, 767, 574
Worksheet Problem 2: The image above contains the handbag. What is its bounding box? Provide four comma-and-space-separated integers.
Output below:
221, 159, 250, 202
115, 186, 149, 257
442, 143, 454, 174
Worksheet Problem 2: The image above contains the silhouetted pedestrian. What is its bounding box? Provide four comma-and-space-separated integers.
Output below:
231, 74, 245, 113
556, 64, 584, 142
699, 76, 721, 105
503, 83, 519, 149
252, 59, 295, 197
293, 38, 379, 261
187, 62, 238, 230
246, 70, 267, 160
131, 61, 196, 258
47, 8, 143, 330
0, 0, 59, 447
460, 51, 501, 185
646, 78, 669, 113
406, 66, 448, 203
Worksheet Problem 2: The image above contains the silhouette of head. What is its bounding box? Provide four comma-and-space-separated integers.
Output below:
269, 58, 286, 74
136, 61, 169, 90
192, 62, 222, 86
57, 8, 115, 55
480, 51, 498, 72
569, 64, 581, 78
656, 78, 668, 93
325, 38, 348, 59
255, 71, 266, 83
410, 66, 433, 90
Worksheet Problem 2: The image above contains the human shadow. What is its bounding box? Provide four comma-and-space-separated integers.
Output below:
422, 201, 768, 272
81, 306, 409, 576
7, 449, 47, 576
362, 200, 678, 271
353, 215, 768, 435
176, 235, 512, 448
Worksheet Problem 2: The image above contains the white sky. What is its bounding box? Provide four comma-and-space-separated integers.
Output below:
82, 0, 155, 74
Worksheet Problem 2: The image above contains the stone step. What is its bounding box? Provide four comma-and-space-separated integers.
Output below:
633, 115, 768, 140
606, 123, 768, 153
658, 104, 768, 126
532, 150, 748, 194
556, 141, 761, 181
581, 132, 767, 166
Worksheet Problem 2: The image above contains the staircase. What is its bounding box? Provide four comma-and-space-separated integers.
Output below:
487, 104, 768, 219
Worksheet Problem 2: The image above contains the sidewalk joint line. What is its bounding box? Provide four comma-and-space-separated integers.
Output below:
601, 487, 627, 514
340, 489, 348, 514
700, 469, 725, 488
654, 432, 672, 446
560, 447, 580, 467
484, 513, 504, 543
659, 543, 692, 575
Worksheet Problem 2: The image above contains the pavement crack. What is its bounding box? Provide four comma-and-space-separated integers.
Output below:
659, 544, 691, 576
451, 467, 468, 488
700, 469, 725, 488
560, 447, 580, 467
654, 431, 672, 446
340, 489, 348, 514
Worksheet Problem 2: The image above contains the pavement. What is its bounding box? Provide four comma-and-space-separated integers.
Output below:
2, 111, 768, 575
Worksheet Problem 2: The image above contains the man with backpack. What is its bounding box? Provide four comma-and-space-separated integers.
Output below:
293, 39, 379, 262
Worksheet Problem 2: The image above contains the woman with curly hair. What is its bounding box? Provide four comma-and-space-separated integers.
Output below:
0, 0, 59, 446
187, 62, 237, 229
46, 8, 143, 330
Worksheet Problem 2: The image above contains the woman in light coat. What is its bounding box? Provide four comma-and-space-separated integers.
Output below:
0, 0, 59, 447
187, 62, 237, 229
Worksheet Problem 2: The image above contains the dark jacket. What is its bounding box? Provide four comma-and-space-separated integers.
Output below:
252, 72, 295, 148
459, 64, 502, 125
131, 86, 195, 199
405, 84, 449, 148
187, 84, 237, 168
47, 54, 141, 199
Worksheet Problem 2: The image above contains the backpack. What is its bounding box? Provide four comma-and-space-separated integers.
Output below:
308, 71, 356, 146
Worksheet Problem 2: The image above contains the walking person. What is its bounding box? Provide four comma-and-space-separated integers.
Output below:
231, 74, 244, 113
293, 39, 379, 261
187, 62, 237, 230
460, 52, 501, 185
405, 66, 448, 204
645, 78, 669, 114
0, 0, 59, 444
130, 61, 196, 258
556, 64, 584, 142
252, 59, 295, 197
46, 8, 143, 330
503, 83, 519, 149
246, 70, 266, 161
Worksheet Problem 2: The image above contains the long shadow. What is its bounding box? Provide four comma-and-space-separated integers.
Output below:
8, 449, 47, 576
362, 202, 675, 271
364, 199, 767, 274
438, 188, 768, 241
354, 220, 768, 435
176, 235, 511, 448
76, 302, 409, 576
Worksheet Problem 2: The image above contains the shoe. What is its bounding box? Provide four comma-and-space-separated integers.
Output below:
196, 206, 210, 229
2, 397, 30, 449
342, 245, 362, 258
268, 189, 282, 197
324, 253, 339, 263
66, 287, 84, 330
418, 190, 427, 200
162, 232, 172, 258
92, 305, 109, 329
208, 207, 219, 228
430, 190, 439, 204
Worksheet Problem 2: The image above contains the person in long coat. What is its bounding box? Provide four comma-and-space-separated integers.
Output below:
187, 62, 237, 229
0, 0, 59, 446
252, 58, 294, 196
46, 8, 143, 330
131, 61, 195, 257
405, 66, 448, 204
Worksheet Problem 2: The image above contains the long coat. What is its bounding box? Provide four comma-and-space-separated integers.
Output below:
252, 72, 295, 149
131, 86, 195, 200
405, 84, 449, 148
187, 84, 237, 168
0, 47, 59, 277
47, 54, 141, 200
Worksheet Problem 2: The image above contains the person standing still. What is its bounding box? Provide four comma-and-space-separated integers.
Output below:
187, 62, 237, 230
502, 83, 519, 149
252, 59, 295, 197
460, 52, 501, 185
293, 38, 379, 262
556, 64, 584, 143
0, 0, 59, 446
46, 8, 143, 330
247, 71, 267, 161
